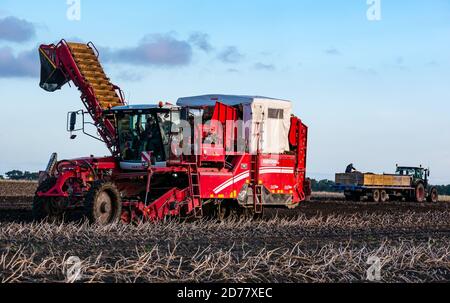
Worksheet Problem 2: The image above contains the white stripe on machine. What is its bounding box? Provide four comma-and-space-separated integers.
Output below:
213, 167, 295, 194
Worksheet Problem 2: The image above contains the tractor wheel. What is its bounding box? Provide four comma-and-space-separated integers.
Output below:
427, 187, 439, 203
32, 177, 63, 222
84, 181, 122, 225
372, 190, 381, 203
380, 190, 389, 203
415, 183, 426, 203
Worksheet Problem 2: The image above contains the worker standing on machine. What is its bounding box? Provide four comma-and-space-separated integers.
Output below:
346, 163, 357, 173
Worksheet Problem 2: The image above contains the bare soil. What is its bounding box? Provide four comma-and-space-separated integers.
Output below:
0, 182, 449, 283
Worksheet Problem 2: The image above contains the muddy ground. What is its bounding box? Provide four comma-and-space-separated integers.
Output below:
0, 182, 449, 282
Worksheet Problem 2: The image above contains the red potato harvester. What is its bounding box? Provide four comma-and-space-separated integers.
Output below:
35, 40, 310, 224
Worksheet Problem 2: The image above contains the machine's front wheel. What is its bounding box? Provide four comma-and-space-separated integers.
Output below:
32, 177, 63, 222
84, 181, 122, 225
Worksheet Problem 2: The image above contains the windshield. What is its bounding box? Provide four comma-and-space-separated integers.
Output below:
396, 167, 424, 179
117, 111, 171, 163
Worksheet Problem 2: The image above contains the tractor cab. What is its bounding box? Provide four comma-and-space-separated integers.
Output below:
109, 104, 181, 170
396, 166, 429, 185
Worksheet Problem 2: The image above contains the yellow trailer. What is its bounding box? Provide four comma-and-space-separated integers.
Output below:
335, 166, 438, 203
363, 174, 411, 187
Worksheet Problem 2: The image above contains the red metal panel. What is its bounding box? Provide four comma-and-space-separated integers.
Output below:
198, 102, 238, 164
39, 41, 123, 154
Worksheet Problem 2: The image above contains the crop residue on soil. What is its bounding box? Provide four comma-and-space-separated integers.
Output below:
0, 182, 449, 283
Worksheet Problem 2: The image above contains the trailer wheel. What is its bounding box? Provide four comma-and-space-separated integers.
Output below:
372, 190, 381, 203
380, 190, 389, 202
414, 183, 425, 203
427, 187, 439, 203
84, 181, 122, 225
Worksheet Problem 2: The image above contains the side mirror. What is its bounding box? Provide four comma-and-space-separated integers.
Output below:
67, 111, 81, 140
69, 112, 77, 132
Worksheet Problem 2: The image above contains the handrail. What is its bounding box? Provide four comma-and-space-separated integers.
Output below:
87, 41, 100, 58
38, 40, 124, 156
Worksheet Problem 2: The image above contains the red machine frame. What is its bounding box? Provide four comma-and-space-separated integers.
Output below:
36, 40, 310, 223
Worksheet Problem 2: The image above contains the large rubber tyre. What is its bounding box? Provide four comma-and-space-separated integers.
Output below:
427, 187, 439, 203
32, 177, 59, 221
84, 181, 122, 225
415, 183, 426, 203
380, 190, 389, 203
372, 190, 381, 203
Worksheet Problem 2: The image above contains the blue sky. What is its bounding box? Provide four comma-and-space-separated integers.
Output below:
0, 0, 450, 183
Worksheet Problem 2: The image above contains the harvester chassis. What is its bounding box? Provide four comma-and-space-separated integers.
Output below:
34, 40, 310, 224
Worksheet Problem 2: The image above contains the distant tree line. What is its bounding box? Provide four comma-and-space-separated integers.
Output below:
1, 171, 450, 194
433, 185, 450, 196
309, 179, 340, 192
1, 170, 39, 181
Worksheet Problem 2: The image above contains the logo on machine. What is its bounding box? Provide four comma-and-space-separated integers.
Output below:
262, 159, 279, 166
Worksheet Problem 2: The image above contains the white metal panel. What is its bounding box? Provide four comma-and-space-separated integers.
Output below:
176, 95, 293, 154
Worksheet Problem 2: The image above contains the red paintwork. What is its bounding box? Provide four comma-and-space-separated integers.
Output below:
123, 188, 189, 222
37, 156, 118, 197
37, 40, 309, 222
40, 41, 125, 154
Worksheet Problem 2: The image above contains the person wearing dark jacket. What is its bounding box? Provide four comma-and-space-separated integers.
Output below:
346, 163, 356, 173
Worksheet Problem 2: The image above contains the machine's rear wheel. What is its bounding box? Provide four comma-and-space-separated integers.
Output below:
372, 190, 381, 203
415, 183, 426, 203
84, 181, 122, 225
427, 187, 439, 203
380, 190, 389, 203
33, 177, 63, 222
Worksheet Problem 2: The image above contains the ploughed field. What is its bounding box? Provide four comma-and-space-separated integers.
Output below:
0, 181, 449, 283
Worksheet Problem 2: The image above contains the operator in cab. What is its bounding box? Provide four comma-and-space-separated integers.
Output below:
143, 116, 163, 162
122, 141, 135, 161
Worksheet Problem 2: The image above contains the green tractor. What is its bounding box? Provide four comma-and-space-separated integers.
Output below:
395, 166, 438, 202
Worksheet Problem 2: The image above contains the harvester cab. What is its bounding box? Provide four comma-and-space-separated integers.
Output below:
108, 104, 181, 169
